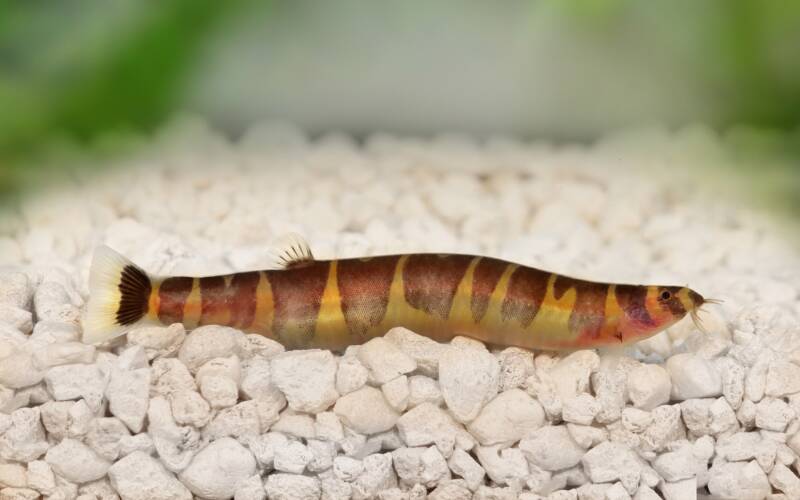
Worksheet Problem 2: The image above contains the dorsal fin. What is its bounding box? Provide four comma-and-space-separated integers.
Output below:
269, 232, 315, 269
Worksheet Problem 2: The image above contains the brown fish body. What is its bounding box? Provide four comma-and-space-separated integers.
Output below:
137, 253, 700, 351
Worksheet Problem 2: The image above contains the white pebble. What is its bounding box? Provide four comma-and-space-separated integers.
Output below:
474, 445, 529, 487
428, 480, 472, 500
392, 446, 451, 488
33, 282, 76, 323
666, 353, 723, 400
408, 375, 443, 408
333, 456, 364, 482
240, 357, 286, 409
351, 453, 398, 498
653, 447, 700, 482
574, 483, 611, 500
271, 410, 316, 439
237, 334, 284, 360
178, 437, 256, 500
717, 357, 746, 409
447, 448, 485, 491
0, 345, 44, 389
581, 441, 641, 494
640, 405, 686, 453
765, 358, 800, 397
307, 439, 336, 473
29, 321, 79, 345
357, 337, 417, 385
127, 323, 186, 360
716, 431, 763, 461
0, 487, 40, 500
118, 432, 155, 458
0, 463, 27, 488
590, 369, 626, 424
336, 354, 369, 395
658, 478, 696, 500
205, 401, 262, 441
199, 374, 239, 408
566, 423, 607, 449
0, 408, 49, 462
233, 474, 266, 500
196, 355, 241, 385
271, 349, 339, 413
707, 460, 770, 500
334, 386, 400, 435
708, 397, 738, 435
44, 363, 106, 412
549, 350, 599, 401
627, 364, 671, 411
381, 375, 410, 412
384, 327, 445, 377
496, 347, 535, 392
621, 407, 652, 433
151, 358, 196, 397
439, 344, 500, 423
170, 390, 211, 428
755, 398, 795, 432
745, 351, 772, 403
520, 425, 585, 472
632, 485, 661, 500
561, 393, 600, 426
769, 463, 800, 499
85, 417, 130, 461
106, 366, 150, 432
107, 451, 191, 500
177, 325, 242, 373
273, 440, 312, 474
33, 342, 96, 368
26, 460, 55, 496
320, 471, 352, 500
264, 473, 320, 500
605, 482, 632, 500
0, 304, 33, 334
0, 271, 32, 310
45, 438, 110, 484
147, 397, 200, 473
467, 389, 545, 446
396, 403, 459, 457
738, 399, 758, 429
315, 412, 344, 443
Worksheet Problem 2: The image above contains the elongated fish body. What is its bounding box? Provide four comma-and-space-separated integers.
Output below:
84, 244, 706, 351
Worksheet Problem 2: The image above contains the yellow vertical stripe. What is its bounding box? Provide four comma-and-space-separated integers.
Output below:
182, 278, 202, 328
527, 274, 577, 344
643, 285, 662, 323
379, 255, 441, 339
314, 261, 348, 348
602, 284, 623, 338
447, 256, 480, 330
147, 280, 161, 322
252, 271, 274, 335
479, 263, 518, 327
384, 254, 410, 327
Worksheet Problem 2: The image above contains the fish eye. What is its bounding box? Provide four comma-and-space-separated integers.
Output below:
660, 290, 672, 300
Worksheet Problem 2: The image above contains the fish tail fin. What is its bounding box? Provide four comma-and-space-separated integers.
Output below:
83, 245, 152, 344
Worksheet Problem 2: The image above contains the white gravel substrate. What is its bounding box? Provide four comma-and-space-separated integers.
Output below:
1, 118, 800, 500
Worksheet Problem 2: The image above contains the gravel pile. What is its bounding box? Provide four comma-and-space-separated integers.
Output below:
0, 117, 799, 500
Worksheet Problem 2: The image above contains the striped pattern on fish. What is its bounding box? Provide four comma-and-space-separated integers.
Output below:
83, 243, 706, 351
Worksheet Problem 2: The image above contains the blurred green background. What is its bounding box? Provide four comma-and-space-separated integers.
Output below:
1, 0, 799, 215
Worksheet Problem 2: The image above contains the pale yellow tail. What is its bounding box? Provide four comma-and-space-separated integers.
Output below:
83, 245, 152, 345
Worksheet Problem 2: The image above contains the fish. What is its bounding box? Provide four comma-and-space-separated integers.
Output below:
82, 234, 710, 351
